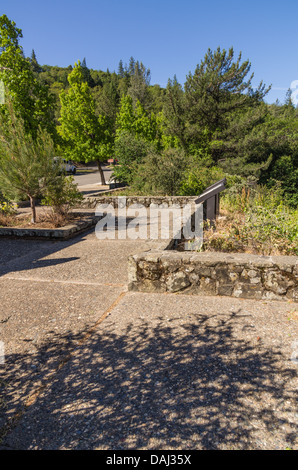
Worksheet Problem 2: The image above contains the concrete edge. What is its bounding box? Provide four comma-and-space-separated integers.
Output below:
0, 215, 101, 241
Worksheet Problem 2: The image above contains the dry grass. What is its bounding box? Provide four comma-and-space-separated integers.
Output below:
0, 211, 78, 229
202, 207, 297, 256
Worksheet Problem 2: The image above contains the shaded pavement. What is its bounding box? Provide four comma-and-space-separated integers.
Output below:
0, 224, 297, 450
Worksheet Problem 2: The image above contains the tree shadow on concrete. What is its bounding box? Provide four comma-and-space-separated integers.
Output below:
1, 310, 297, 450
0, 215, 135, 278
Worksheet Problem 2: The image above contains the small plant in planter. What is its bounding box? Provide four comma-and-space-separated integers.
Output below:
41, 175, 83, 226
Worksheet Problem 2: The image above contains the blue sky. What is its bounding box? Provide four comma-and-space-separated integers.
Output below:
1, 0, 297, 103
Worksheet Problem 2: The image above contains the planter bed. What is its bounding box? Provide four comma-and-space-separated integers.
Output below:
0, 213, 101, 240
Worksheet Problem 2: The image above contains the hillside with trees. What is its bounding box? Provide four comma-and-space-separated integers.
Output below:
0, 14, 297, 253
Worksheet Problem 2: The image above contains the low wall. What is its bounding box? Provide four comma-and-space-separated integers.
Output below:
80, 195, 197, 209
128, 251, 298, 302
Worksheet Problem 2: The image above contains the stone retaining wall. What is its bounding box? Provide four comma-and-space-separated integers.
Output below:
80, 195, 197, 209
128, 251, 298, 302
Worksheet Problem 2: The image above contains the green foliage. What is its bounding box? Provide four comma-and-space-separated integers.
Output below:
265, 155, 298, 207
130, 148, 187, 196
127, 58, 151, 109
162, 76, 187, 149
0, 99, 60, 222
180, 165, 225, 196
41, 175, 83, 216
184, 47, 270, 135
0, 15, 56, 138
115, 95, 159, 142
57, 62, 114, 178
113, 131, 154, 184
217, 183, 298, 255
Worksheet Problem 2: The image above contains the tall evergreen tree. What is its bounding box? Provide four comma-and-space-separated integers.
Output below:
30, 48, 41, 73
118, 59, 125, 78
127, 60, 151, 109
163, 75, 187, 149
81, 57, 95, 87
184, 47, 270, 135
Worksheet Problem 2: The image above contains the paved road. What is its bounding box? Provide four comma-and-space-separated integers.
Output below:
73, 165, 113, 195
0, 223, 297, 450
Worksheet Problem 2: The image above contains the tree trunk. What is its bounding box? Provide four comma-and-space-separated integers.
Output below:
97, 160, 106, 185
29, 196, 37, 224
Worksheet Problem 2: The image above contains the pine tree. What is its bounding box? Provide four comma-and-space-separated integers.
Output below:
184, 47, 270, 134
118, 59, 125, 78
30, 49, 41, 73
0, 98, 59, 223
163, 76, 187, 149
81, 57, 95, 87
127, 60, 151, 109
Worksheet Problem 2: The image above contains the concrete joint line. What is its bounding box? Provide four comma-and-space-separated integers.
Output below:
1, 276, 125, 288
0, 290, 127, 442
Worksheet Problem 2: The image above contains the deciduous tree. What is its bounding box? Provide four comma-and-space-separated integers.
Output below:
58, 62, 113, 184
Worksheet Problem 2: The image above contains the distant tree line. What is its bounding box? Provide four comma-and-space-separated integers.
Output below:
0, 14, 297, 207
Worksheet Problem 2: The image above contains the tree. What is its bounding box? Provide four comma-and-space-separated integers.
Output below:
30, 49, 42, 73
127, 59, 151, 109
0, 14, 56, 138
185, 47, 270, 135
115, 95, 159, 142
0, 99, 59, 223
81, 57, 95, 87
113, 131, 154, 185
162, 75, 187, 149
118, 59, 125, 78
183, 47, 271, 165
58, 61, 113, 184
131, 147, 187, 196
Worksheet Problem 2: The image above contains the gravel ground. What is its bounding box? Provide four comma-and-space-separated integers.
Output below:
0, 226, 297, 450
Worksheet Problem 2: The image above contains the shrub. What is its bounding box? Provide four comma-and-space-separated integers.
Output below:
180, 165, 225, 196
41, 175, 83, 217
204, 183, 298, 256
130, 147, 186, 196
113, 131, 155, 185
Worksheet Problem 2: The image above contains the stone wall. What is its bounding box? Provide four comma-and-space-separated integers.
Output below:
128, 251, 298, 302
80, 195, 197, 209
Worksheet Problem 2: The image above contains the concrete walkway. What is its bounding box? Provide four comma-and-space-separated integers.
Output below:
0, 225, 297, 450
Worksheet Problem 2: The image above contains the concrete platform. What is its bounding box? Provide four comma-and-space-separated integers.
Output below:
0, 227, 297, 450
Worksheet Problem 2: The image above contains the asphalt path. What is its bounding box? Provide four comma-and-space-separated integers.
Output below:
73, 164, 114, 194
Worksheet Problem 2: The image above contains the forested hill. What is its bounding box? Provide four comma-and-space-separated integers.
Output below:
30, 51, 298, 208
0, 14, 297, 208
35, 56, 167, 119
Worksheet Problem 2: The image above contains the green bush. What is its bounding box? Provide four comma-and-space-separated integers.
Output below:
113, 131, 155, 185
180, 165, 225, 195
41, 175, 83, 216
219, 183, 298, 255
265, 155, 298, 208
130, 147, 186, 196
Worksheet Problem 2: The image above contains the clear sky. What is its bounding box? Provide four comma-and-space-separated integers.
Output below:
1, 0, 297, 104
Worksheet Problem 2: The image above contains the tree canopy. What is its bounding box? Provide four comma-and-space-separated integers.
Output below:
0, 14, 297, 207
